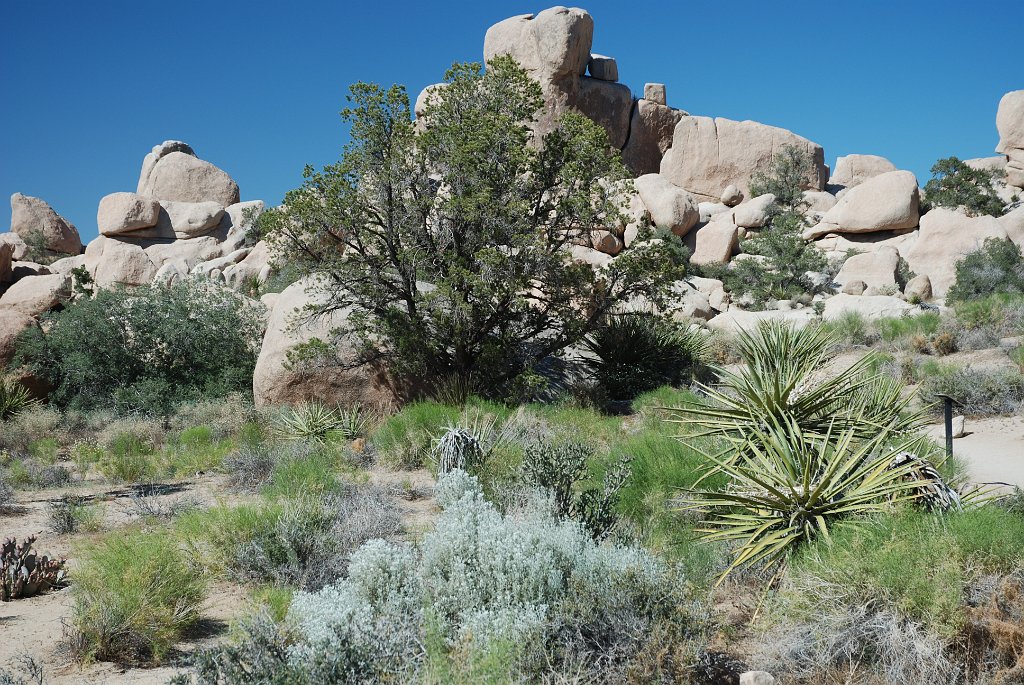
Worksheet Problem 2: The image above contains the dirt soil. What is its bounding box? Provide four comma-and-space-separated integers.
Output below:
927, 414, 1024, 490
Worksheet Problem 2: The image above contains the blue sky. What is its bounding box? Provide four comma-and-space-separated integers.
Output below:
2, 1, 1020, 241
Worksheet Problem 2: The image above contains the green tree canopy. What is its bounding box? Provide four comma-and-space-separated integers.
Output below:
259, 57, 686, 397
923, 156, 1006, 217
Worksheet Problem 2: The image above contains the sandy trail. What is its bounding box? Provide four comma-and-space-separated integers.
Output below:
926, 414, 1024, 490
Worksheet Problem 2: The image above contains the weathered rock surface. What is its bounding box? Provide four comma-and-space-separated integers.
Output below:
996, 90, 1024, 188
823, 293, 923, 321
0, 273, 71, 317
587, 54, 617, 81
157, 200, 226, 239
690, 221, 738, 265
137, 140, 196, 194
904, 208, 1008, 297
97, 192, 162, 236
688, 276, 729, 311
904, 274, 932, 301
634, 173, 699, 236
575, 77, 632, 149
139, 151, 240, 206
621, 99, 685, 176
253, 278, 396, 407
841, 279, 867, 296
806, 170, 919, 238
660, 116, 827, 201
828, 154, 897, 192
10, 193, 82, 255
706, 308, 815, 334
0, 307, 36, 368
835, 245, 900, 291
643, 83, 666, 106
721, 185, 743, 207
0, 243, 13, 283
0, 233, 28, 261
731, 193, 776, 229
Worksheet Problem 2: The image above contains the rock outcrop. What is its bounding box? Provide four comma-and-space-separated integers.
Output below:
138, 145, 240, 206
660, 116, 827, 202
806, 170, 919, 239
996, 90, 1024, 189
904, 208, 1008, 297
97, 192, 162, 236
10, 193, 82, 255
834, 245, 900, 291
827, 154, 897, 193
634, 173, 699, 237
253, 278, 396, 408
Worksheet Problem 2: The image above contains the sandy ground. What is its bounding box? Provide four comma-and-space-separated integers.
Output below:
1, 465, 437, 684
926, 414, 1024, 490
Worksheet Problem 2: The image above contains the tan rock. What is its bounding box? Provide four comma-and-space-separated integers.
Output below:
0, 233, 28, 261
807, 170, 919, 238
587, 54, 617, 81
905, 208, 1008, 297
84, 235, 158, 288
828, 154, 897, 191
0, 273, 71, 316
621, 99, 684, 176
0, 243, 13, 283
1001, 205, 1024, 247
157, 200, 226, 239
590, 230, 623, 255
253, 278, 396, 408
0, 307, 36, 368
687, 276, 729, 312
10, 193, 82, 255
841, 279, 867, 296
660, 116, 827, 201
575, 77, 632, 149
690, 221, 738, 265
904, 274, 932, 301
732, 193, 776, 229
671, 282, 713, 321
9, 262, 50, 282
139, 151, 240, 206
996, 90, 1024, 188
569, 244, 613, 268
46, 254, 86, 276
721, 185, 743, 207
823, 293, 923, 321
137, 140, 196, 194
634, 173, 698, 237
706, 308, 815, 334
802, 190, 838, 214
643, 83, 666, 105
97, 192, 162, 236
835, 245, 899, 290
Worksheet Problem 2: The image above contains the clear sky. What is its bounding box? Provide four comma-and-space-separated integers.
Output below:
2, 0, 1020, 242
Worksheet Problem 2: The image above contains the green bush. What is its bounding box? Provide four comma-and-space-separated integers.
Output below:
15, 280, 264, 414
372, 402, 461, 469
947, 238, 1024, 302
920, 363, 1024, 416
98, 431, 158, 483
583, 314, 707, 402
70, 529, 206, 664
780, 507, 1024, 638
922, 156, 1005, 217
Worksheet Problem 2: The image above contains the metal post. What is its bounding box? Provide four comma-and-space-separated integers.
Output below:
943, 396, 953, 459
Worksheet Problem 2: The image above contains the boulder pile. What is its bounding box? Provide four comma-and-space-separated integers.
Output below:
2, 6, 1024, 400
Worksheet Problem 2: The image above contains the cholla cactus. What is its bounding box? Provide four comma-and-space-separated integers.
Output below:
431, 426, 483, 475
1, 535, 67, 601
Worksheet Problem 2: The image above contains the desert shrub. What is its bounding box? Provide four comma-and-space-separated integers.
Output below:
0, 656, 44, 685
163, 425, 234, 476
98, 431, 158, 483
167, 394, 258, 438
779, 508, 1024, 639
48, 495, 102, 534
0, 406, 62, 453
947, 238, 1024, 302
818, 311, 875, 347
70, 529, 206, 664
179, 484, 401, 591
921, 364, 1024, 416
583, 314, 708, 402
275, 470, 698, 683
261, 447, 342, 499
0, 453, 72, 490
372, 402, 461, 469
923, 156, 1006, 217
223, 441, 311, 491
756, 605, 960, 685
14, 280, 265, 414
952, 293, 1024, 335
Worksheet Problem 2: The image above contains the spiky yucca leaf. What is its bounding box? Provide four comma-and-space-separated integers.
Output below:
666, 321, 927, 471
0, 377, 38, 421
275, 402, 364, 443
683, 416, 923, 583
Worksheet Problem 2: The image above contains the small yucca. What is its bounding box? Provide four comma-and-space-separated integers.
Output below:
0, 377, 38, 421
276, 402, 365, 443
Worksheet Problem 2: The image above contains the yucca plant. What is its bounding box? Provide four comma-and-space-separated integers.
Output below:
0, 377, 38, 421
666, 321, 926, 473
275, 402, 365, 443
684, 417, 923, 583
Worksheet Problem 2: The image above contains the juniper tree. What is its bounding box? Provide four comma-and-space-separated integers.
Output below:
260, 57, 686, 396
